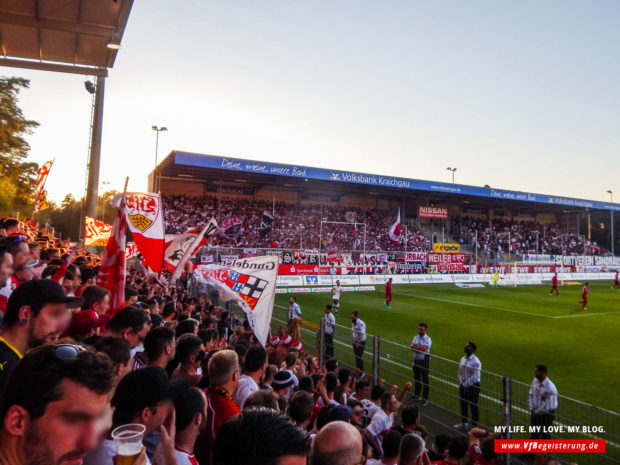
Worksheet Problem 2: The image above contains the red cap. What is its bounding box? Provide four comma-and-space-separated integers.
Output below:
281, 334, 292, 345
291, 340, 303, 352
270, 336, 281, 347
69, 309, 103, 338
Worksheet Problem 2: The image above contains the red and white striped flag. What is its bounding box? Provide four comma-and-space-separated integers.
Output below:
97, 195, 127, 314
388, 209, 401, 244
34, 160, 54, 213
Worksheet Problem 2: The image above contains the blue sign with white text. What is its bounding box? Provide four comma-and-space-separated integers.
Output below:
172, 152, 620, 212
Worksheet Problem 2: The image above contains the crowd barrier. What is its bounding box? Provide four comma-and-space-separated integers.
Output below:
267, 307, 619, 465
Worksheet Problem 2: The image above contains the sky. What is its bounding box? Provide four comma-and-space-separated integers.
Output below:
9, 0, 620, 204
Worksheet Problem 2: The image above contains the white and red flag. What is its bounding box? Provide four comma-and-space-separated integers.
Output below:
388, 209, 401, 244
97, 195, 127, 314
84, 216, 112, 246
125, 242, 139, 260
193, 255, 278, 346
118, 193, 165, 273
34, 160, 54, 213
161, 219, 218, 283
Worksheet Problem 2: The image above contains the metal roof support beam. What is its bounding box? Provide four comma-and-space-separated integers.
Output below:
0, 12, 120, 39
0, 57, 108, 76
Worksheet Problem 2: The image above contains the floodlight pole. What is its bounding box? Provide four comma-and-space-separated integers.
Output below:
607, 190, 616, 257
84, 75, 106, 239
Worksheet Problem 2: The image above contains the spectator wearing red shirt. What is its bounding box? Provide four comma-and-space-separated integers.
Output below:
468, 428, 502, 465
195, 349, 240, 465
431, 436, 468, 465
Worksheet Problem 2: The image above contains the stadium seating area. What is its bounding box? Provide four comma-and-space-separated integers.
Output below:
163, 195, 602, 256
162, 195, 429, 251
457, 216, 601, 257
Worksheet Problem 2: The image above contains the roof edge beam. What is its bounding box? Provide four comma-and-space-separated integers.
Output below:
0, 57, 108, 76
0, 12, 119, 39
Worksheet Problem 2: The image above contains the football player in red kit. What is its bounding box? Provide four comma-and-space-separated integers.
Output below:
578, 282, 590, 311
549, 272, 560, 296
385, 278, 393, 309
613, 271, 619, 290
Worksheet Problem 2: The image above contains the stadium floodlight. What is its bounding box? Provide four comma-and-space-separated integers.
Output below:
84, 80, 96, 94
446, 167, 457, 184
152, 126, 169, 191
606, 190, 614, 256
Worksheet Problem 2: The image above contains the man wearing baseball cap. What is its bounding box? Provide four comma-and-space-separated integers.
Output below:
0, 279, 82, 392
83, 366, 189, 465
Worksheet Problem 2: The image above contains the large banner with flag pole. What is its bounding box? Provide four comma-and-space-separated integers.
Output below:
97, 178, 129, 314
194, 255, 278, 346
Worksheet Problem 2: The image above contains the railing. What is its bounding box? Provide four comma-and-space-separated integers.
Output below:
268, 305, 619, 465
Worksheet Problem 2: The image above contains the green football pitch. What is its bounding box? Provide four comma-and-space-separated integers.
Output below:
274, 280, 620, 412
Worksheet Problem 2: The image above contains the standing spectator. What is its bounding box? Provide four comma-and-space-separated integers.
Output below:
174, 387, 208, 465
384, 277, 393, 309
124, 287, 139, 306
365, 384, 412, 458
398, 433, 426, 465
0, 279, 81, 392
324, 304, 336, 359
83, 366, 186, 465
89, 335, 132, 386
392, 405, 420, 436
468, 427, 502, 465
350, 310, 367, 372
310, 420, 364, 465
364, 392, 399, 457
332, 280, 342, 314
102, 307, 152, 351
233, 345, 267, 409
288, 390, 315, 429
171, 335, 205, 386
529, 365, 558, 439
195, 349, 241, 465
80, 285, 111, 318
410, 323, 431, 406
144, 326, 177, 369
367, 430, 402, 465
456, 342, 482, 429
213, 408, 310, 465
287, 297, 302, 342
428, 433, 451, 462
431, 436, 469, 465
0, 343, 114, 465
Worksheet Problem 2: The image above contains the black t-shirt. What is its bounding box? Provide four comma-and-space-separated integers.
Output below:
0, 338, 22, 393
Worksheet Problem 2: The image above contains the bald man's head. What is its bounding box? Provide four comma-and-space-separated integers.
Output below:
310, 421, 364, 465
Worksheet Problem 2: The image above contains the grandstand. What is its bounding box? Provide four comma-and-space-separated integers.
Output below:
153, 151, 619, 267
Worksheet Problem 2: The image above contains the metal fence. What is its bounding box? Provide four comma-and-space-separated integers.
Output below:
269, 305, 619, 465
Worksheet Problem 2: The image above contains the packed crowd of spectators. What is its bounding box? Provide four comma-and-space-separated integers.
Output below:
457, 216, 601, 258
0, 216, 580, 465
162, 194, 429, 252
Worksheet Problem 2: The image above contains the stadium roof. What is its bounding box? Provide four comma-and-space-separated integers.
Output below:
157, 151, 620, 213
0, 0, 134, 76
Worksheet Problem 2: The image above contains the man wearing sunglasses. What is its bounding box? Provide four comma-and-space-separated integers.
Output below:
0, 342, 115, 465
0, 279, 82, 392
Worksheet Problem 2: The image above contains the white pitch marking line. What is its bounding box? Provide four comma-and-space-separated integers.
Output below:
397, 292, 553, 319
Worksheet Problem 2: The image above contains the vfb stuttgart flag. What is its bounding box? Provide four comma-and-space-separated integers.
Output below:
117, 193, 165, 273
84, 216, 112, 246
194, 256, 278, 346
